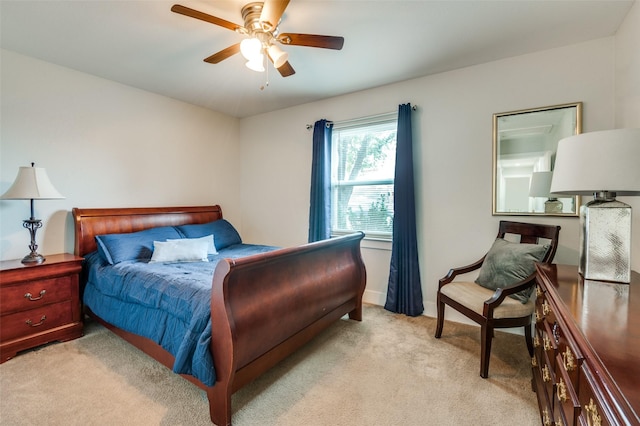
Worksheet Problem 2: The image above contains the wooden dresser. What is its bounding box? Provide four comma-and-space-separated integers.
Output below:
0, 253, 84, 363
532, 263, 639, 426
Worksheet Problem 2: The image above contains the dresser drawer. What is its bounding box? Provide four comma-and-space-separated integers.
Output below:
532, 363, 554, 426
554, 353, 580, 426
553, 317, 583, 390
0, 301, 74, 342
536, 318, 558, 372
0, 276, 72, 314
538, 290, 558, 328
577, 365, 613, 426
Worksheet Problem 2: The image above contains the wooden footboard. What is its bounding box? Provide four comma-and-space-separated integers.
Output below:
208, 232, 366, 426
73, 206, 366, 426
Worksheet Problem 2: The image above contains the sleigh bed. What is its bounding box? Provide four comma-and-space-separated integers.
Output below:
73, 205, 366, 426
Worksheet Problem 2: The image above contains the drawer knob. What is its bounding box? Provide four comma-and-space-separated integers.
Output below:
552, 322, 561, 343
543, 335, 552, 351
542, 365, 551, 382
585, 398, 602, 426
24, 290, 46, 301
542, 408, 552, 426
557, 378, 568, 403
26, 315, 47, 327
562, 347, 576, 371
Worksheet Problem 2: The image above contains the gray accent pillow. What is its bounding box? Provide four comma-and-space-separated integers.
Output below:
475, 238, 550, 303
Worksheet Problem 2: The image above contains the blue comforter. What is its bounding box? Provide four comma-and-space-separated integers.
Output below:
82, 243, 277, 386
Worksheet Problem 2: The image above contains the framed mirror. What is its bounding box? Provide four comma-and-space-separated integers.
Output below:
493, 102, 582, 216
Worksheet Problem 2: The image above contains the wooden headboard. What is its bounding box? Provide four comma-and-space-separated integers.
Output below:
72, 205, 223, 257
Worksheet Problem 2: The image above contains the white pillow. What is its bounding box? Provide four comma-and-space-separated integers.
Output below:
168, 235, 217, 255
149, 239, 209, 263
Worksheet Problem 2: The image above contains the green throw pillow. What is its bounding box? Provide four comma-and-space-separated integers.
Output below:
475, 238, 550, 303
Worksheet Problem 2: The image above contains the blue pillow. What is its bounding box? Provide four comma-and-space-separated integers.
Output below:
175, 219, 242, 250
95, 226, 182, 265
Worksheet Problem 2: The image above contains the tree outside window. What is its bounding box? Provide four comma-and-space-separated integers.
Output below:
331, 114, 397, 240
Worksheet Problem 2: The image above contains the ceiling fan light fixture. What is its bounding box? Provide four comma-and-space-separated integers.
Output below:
246, 54, 265, 72
240, 37, 262, 61
172, 1, 344, 78
267, 44, 289, 68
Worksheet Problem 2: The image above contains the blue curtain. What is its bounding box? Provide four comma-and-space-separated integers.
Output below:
308, 119, 332, 243
384, 103, 423, 316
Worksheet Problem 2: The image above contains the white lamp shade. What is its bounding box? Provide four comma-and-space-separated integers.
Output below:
550, 128, 640, 196
240, 37, 262, 61
245, 54, 265, 72
529, 171, 553, 198
1, 166, 65, 200
267, 44, 289, 68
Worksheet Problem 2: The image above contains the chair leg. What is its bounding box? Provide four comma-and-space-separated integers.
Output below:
524, 323, 534, 357
480, 324, 493, 378
435, 294, 445, 338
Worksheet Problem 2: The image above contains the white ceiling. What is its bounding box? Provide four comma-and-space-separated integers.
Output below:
1, 0, 634, 118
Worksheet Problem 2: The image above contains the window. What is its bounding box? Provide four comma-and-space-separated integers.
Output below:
331, 113, 397, 240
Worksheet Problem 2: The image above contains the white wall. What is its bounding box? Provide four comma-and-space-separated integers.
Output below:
2, 7, 637, 320
0, 49, 242, 261
240, 37, 621, 317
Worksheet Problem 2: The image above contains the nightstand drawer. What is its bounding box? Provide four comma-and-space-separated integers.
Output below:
0, 301, 74, 342
0, 276, 72, 314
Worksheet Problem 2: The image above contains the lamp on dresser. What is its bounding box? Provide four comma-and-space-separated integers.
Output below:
0, 163, 65, 264
550, 128, 640, 283
529, 171, 563, 214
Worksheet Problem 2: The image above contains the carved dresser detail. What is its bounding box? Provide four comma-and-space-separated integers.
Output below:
532, 263, 639, 426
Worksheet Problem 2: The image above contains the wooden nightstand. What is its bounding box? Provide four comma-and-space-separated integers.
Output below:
0, 253, 84, 363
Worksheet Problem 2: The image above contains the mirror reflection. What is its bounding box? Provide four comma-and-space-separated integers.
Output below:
493, 102, 582, 216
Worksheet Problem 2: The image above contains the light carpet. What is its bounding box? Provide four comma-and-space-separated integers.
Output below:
0, 304, 540, 425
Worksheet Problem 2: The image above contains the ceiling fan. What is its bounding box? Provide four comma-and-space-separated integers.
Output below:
171, 0, 345, 77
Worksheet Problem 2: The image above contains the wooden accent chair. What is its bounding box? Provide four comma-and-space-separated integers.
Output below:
435, 221, 561, 378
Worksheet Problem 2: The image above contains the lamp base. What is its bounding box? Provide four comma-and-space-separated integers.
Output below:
544, 198, 563, 214
22, 252, 46, 264
22, 217, 45, 265
579, 194, 631, 283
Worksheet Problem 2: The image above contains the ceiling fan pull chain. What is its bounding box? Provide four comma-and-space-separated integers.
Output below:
261, 58, 270, 91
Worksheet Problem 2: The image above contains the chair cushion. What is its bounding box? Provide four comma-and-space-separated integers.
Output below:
475, 238, 549, 303
440, 281, 535, 319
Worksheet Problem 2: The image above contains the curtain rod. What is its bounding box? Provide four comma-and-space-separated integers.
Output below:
306, 104, 418, 130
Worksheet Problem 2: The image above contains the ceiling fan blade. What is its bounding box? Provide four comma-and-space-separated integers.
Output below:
278, 33, 344, 50
277, 61, 296, 77
171, 4, 242, 32
260, 0, 290, 31
204, 43, 241, 64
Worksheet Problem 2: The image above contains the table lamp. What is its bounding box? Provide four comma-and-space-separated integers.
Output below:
550, 128, 640, 283
529, 171, 562, 214
1, 163, 65, 264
